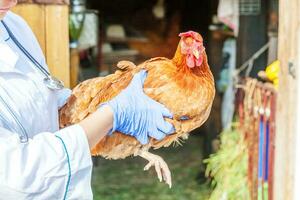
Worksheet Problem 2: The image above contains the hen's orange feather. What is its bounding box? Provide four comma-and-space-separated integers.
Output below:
59, 33, 215, 159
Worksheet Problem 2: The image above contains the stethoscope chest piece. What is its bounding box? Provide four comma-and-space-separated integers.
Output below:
44, 76, 65, 90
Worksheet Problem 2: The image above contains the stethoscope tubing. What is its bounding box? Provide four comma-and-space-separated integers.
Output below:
1, 20, 50, 77
0, 20, 64, 142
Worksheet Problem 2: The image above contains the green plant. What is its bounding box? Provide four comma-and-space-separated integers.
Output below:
204, 124, 250, 200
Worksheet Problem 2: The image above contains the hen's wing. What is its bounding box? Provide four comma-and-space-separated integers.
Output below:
60, 64, 144, 159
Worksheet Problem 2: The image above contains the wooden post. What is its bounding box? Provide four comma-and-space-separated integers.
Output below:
45, 5, 70, 88
274, 0, 300, 199
70, 48, 79, 88
12, 4, 70, 88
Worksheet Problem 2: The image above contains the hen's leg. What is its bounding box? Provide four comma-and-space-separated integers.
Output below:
136, 149, 172, 188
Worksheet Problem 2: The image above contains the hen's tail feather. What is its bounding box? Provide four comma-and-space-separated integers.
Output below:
117, 60, 136, 71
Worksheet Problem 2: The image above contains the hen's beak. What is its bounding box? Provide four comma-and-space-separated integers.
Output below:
193, 49, 200, 59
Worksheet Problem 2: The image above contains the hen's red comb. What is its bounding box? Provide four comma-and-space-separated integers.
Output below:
179, 31, 203, 42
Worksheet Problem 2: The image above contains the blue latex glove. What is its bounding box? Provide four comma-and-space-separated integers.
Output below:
56, 88, 72, 109
103, 70, 175, 144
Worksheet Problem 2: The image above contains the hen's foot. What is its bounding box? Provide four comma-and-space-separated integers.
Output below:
136, 149, 172, 188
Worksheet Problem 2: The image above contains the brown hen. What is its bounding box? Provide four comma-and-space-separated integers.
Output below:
59, 31, 215, 187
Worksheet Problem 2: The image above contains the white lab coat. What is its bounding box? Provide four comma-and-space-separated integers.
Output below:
0, 12, 93, 199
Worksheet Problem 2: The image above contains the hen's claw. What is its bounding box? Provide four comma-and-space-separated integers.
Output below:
137, 150, 172, 188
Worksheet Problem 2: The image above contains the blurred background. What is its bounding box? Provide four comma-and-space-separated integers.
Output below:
13, 0, 287, 199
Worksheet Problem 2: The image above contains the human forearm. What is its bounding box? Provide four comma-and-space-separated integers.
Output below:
78, 70, 174, 149
78, 105, 113, 149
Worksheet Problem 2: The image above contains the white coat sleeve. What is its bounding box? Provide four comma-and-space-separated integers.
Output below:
0, 124, 93, 200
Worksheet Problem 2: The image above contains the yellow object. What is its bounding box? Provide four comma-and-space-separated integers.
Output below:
273, 78, 279, 89
265, 60, 280, 81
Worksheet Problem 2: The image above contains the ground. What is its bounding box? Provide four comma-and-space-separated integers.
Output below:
91, 135, 211, 200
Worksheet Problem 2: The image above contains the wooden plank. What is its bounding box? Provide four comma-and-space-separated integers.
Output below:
12, 4, 46, 54
70, 49, 79, 88
273, 0, 299, 199
45, 5, 70, 88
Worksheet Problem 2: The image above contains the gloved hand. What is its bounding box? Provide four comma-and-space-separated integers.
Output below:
56, 88, 72, 109
102, 70, 175, 145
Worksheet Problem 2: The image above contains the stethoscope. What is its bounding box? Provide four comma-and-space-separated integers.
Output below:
0, 20, 65, 143
0, 20, 64, 90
